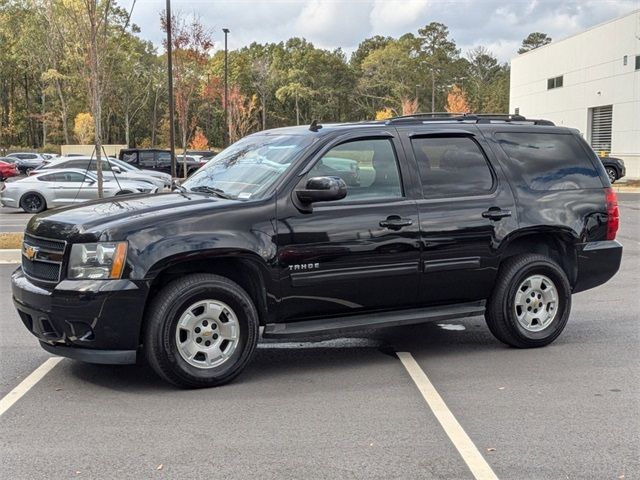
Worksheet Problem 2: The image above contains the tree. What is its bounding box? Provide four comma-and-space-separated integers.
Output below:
162, 11, 213, 177
375, 107, 395, 120
189, 127, 208, 149
401, 97, 418, 115
73, 112, 94, 143
518, 32, 552, 54
445, 85, 470, 113
228, 87, 258, 143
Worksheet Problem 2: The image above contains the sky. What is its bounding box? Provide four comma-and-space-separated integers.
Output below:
124, 0, 639, 62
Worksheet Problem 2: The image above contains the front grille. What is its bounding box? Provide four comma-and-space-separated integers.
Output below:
22, 258, 61, 282
22, 234, 66, 283
23, 234, 65, 252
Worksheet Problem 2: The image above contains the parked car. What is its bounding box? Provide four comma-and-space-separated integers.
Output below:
119, 148, 201, 176
600, 156, 626, 183
0, 168, 157, 213
0, 159, 19, 181
11, 114, 622, 388
35, 156, 168, 190
6, 152, 47, 173
108, 158, 172, 188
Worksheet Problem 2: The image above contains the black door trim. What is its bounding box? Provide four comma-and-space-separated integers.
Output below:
290, 262, 418, 287
422, 256, 481, 273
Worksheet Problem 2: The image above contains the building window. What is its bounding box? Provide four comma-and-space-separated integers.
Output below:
547, 75, 563, 90
589, 105, 613, 156
514, 107, 520, 115
623, 55, 627, 66
636, 55, 640, 70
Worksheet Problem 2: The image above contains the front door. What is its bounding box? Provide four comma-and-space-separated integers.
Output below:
276, 135, 421, 322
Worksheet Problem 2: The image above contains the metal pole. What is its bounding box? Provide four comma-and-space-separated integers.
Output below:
166, 0, 176, 178
223, 28, 230, 147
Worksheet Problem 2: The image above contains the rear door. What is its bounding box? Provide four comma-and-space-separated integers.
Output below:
398, 125, 518, 306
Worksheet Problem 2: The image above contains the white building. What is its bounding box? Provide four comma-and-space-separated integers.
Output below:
509, 10, 640, 179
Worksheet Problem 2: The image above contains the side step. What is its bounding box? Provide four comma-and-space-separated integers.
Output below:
262, 301, 485, 339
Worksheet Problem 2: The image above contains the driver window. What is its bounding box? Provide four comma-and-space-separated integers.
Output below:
306, 138, 402, 201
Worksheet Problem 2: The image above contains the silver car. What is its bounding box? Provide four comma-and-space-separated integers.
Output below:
36, 156, 169, 190
0, 168, 157, 213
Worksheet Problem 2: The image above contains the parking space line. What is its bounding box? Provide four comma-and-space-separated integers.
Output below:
0, 357, 63, 417
397, 352, 498, 480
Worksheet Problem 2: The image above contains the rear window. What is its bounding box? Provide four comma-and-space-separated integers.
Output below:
495, 132, 602, 190
412, 136, 494, 198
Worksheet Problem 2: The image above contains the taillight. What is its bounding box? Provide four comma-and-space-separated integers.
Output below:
604, 187, 619, 241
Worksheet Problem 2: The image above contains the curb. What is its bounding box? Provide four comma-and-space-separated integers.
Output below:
0, 249, 21, 264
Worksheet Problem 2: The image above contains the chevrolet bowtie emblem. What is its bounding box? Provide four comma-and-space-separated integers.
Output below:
23, 244, 39, 261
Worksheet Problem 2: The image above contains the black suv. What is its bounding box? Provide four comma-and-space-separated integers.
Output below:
600, 156, 626, 184
119, 148, 201, 176
12, 114, 622, 388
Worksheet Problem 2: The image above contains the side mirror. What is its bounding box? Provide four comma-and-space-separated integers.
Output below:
296, 176, 347, 205
111, 166, 122, 174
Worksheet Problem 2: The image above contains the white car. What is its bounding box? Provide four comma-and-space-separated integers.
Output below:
35, 156, 170, 190
0, 168, 157, 213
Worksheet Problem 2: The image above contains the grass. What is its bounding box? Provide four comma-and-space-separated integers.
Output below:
0, 232, 23, 249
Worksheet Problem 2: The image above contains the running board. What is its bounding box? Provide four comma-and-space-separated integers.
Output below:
263, 301, 485, 339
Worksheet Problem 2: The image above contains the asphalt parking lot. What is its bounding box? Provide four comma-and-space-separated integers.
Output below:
0, 194, 638, 479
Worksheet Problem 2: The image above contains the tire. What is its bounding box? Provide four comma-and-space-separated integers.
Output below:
605, 166, 618, 184
19, 192, 47, 213
144, 273, 259, 388
485, 254, 571, 348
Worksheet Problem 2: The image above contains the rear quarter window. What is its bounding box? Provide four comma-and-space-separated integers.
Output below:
495, 132, 602, 190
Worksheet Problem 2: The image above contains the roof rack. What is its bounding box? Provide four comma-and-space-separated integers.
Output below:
385, 112, 555, 126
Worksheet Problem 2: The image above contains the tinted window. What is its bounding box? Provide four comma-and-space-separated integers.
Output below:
412, 136, 493, 197
121, 152, 137, 165
157, 152, 172, 167
139, 152, 155, 168
495, 132, 602, 190
306, 138, 402, 201
64, 160, 91, 169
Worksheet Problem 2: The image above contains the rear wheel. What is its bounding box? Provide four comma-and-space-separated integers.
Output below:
486, 254, 571, 348
144, 273, 259, 388
605, 166, 618, 183
19, 192, 46, 213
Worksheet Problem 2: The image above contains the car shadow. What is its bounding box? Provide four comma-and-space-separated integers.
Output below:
67, 317, 507, 392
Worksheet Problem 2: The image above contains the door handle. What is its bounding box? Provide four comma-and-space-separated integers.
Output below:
380, 216, 413, 230
482, 207, 512, 220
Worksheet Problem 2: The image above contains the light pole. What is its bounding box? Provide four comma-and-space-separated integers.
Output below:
223, 28, 230, 147
166, 0, 176, 178
415, 84, 421, 107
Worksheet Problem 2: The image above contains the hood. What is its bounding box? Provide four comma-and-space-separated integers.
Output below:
26, 192, 237, 241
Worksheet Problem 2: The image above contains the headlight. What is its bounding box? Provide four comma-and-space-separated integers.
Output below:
68, 242, 128, 280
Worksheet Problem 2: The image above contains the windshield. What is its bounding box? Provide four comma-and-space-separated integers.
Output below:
183, 134, 315, 199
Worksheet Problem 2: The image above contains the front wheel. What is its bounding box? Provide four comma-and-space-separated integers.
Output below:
605, 166, 618, 184
144, 273, 259, 388
485, 254, 571, 348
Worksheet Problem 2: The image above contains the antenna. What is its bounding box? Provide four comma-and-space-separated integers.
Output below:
309, 120, 323, 132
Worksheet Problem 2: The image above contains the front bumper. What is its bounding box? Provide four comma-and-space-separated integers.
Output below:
573, 240, 623, 293
11, 268, 149, 364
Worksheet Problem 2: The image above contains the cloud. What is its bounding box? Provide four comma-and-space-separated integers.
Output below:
124, 0, 639, 61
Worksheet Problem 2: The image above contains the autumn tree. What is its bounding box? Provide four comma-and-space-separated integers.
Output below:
401, 97, 418, 115
162, 11, 213, 177
189, 127, 209, 150
228, 87, 258, 143
445, 85, 470, 113
518, 32, 552, 54
74, 112, 94, 143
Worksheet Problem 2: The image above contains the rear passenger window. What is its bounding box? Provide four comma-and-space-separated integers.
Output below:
495, 133, 601, 191
412, 136, 494, 198
139, 152, 155, 168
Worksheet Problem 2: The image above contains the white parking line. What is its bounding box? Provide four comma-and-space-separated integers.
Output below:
0, 357, 63, 417
397, 352, 498, 480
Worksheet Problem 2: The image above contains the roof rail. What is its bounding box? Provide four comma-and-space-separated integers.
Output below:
385, 112, 555, 126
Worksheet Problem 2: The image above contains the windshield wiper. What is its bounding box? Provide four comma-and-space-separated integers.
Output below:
173, 183, 191, 199
190, 185, 235, 199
